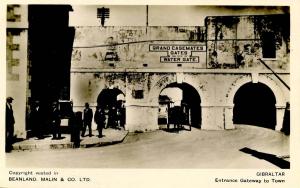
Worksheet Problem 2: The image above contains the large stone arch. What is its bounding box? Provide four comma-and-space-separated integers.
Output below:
71, 72, 127, 130
96, 87, 125, 105
226, 74, 286, 107
92, 74, 126, 105
145, 73, 206, 129
148, 75, 176, 105
147, 74, 204, 106
224, 74, 287, 130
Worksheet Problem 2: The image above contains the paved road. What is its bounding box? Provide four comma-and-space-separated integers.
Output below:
6, 125, 289, 168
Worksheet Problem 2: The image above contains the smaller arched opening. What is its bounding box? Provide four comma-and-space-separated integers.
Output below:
97, 88, 125, 129
233, 82, 276, 129
158, 82, 201, 130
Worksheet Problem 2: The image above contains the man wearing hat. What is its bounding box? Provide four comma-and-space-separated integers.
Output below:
6, 97, 15, 152
82, 102, 93, 137
29, 100, 44, 139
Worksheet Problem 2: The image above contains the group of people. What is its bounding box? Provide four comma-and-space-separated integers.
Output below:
27, 101, 114, 140
81, 102, 106, 138
5, 97, 124, 151
27, 100, 62, 140
81, 102, 125, 138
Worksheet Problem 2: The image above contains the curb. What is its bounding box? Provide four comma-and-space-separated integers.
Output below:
13, 131, 129, 151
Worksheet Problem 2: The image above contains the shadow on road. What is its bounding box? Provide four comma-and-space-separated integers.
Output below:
239, 147, 290, 169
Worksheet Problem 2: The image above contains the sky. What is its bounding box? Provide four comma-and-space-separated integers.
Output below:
160, 87, 182, 106
69, 5, 288, 26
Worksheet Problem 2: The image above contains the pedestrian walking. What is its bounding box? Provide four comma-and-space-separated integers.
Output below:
82, 103, 93, 137
51, 101, 61, 139
6, 97, 15, 152
94, 106, 105, 138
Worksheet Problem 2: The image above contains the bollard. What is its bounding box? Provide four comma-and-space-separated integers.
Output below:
70, 111, 82, 148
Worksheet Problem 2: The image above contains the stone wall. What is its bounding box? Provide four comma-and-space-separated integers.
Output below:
71, 26, 207, 69
71, 70, 289, 131
206, 15, 290, 70
6, 5, 29, 138
71, 14, 290, 132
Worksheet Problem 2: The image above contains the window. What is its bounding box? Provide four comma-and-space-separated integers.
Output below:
262, 32, 276, 59
132, 90, 144, 99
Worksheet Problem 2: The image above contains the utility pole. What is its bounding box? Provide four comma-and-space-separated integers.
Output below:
146, 5, 149, 27
146, 5, 149, 34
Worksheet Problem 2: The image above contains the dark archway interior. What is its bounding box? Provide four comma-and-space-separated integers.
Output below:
159, 82, 202, 128
233, 82, 276, 129
27, 5, 75, 131
97, 88, 125, 128
29, 5, 75, 105
97, 88, 123, 108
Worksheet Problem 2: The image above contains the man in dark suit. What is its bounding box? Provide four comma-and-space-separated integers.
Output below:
51, 101, 61, 139
30, 100, 44, 139
82, 103, 93, 137
94, 106, 105, 138
6, 97, 15, 152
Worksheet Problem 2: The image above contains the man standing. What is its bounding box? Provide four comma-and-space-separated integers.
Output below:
94, 106, 105, 138
51, 101, 61, 139
82, 103, 93, 137
30, 100, 44, 139
6, 97, 15, 152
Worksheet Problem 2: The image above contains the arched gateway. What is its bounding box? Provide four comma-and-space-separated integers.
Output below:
233, 82, 276, 129
225, 75, 287, 130
158, 82, 202, 129
97, 88, 125, 129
